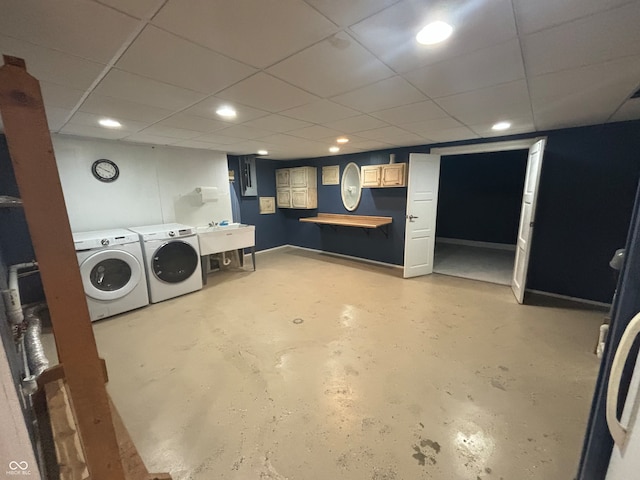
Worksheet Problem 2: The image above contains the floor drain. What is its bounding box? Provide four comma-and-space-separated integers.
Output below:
293, 318, 304, 324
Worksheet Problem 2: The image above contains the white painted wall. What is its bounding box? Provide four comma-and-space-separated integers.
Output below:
52, 135, 232, 232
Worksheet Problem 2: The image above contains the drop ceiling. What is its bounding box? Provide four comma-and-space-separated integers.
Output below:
0, 0, 639, 160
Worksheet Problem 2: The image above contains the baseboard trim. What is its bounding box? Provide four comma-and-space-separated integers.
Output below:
437, 237, 516, 252
526, 289, 611, 309
287, 245, 403, 270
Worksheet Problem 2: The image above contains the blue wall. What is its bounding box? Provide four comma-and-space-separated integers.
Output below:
228, 155, 287, 251
437, 150, 527, 245
527, 121, 640, 303
232, 120, 640, 304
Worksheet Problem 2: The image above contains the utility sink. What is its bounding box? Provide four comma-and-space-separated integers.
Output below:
196, 222, 244, 233
196, 223, 255, 256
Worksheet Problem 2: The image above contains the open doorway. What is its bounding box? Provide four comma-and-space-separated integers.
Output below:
433, 150, 528, 285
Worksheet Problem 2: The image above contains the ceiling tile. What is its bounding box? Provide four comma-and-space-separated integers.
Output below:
45, 107, 72, 131
428, 126, 479, 143
137, 125, 202, 139
436, 80, 531, 125
40, 82, 86, 109
214, 125, 273, 140
304, 0, 401, 27
96, 0, 165, 19
280, 100, 360, 124
67, 111, 147, 132
225, 140, 278, 155
0, 0, 139, 63
522, 2, 640, 77
123, 132, 181, 145
288, 125, 342, 140
513, 0, 632, 34
609, 98, 640, 123
153, 0, 338, 68
183, 97, 269, 123
0, 34, 105, 90
93, 69, 206, 110
331, 76, 428, 112
258, 134, 323, 147
216, 73, 319, 113
404, 39, 525, 99
171, 139, 229, 151
345, 138, 394, 151
191, 132, 245, 145
370, 100, 449, 124
400, 117, 464, 136
60, 124, 132, 140
267, 32, 395, 97
530, 57, 640, 130
468, 114, 535, 137
241, 114, 313, 133
116, 26, 256, 94
356, 125, 424, 143
350, 0, 518, 72
323, 115, 389, 133
155, 114, 228, 133
79, 94, 173, 123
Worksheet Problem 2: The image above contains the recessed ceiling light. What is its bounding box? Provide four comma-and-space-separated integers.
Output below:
329, 146, 340, 153
216, 105, 237, 118
491, 121, 512, 131
336, 137, 349, 144
257, 150, 268, 155
416, 21, 453, 45
98, 118, 122, 128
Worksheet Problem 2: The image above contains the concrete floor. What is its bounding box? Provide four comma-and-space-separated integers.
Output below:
434, 242, 515, 286
48, 247, 605, 479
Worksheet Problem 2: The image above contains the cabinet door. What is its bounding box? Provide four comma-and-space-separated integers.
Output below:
276, 169, 290, 188
361, 165, 381, 187
291, 188, 309, 208
290, 167, 308, 187
381, 163, 406, 187
276, 188, 291, 208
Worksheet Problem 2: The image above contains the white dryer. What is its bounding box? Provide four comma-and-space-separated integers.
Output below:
73, 229, 149, 322
128, 223, 202, 304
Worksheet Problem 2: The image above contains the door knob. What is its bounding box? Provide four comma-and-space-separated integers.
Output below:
407, 215, 419, 220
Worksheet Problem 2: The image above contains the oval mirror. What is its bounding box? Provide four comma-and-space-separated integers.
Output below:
341, 162, 362, 212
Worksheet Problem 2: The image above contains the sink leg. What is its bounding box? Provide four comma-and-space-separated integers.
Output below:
252, 246, 256, 271
201, 255, 208, 285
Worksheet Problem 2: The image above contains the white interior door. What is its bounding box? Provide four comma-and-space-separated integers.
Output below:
606, 312, 640, 479
512, 138, 547, 303
404, 153, 441, 278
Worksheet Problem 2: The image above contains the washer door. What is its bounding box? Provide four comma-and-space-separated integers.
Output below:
152, 240, 199, 284
80, 249, 142, 301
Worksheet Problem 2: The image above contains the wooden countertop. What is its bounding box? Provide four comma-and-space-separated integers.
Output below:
299, 213, 393, 229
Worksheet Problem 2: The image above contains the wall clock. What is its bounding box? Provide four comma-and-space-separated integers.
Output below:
91, 159, 119, 183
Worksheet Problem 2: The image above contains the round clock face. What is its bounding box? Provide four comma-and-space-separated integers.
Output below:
91, 159, 119, 182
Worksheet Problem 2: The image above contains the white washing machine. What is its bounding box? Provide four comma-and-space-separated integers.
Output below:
128, 223, 202, 304
73, 229, 149, 322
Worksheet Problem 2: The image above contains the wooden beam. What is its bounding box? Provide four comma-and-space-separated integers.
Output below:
0, 55, 126, 480
45, 380, 90, 480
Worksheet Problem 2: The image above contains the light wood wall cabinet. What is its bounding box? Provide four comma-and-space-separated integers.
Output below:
361, 163, 407, 187
276, 166, 317, 209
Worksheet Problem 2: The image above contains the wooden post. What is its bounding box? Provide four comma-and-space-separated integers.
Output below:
0, 56, 126, 479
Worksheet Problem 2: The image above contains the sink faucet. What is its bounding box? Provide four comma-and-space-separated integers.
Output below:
208, 221, 218, 227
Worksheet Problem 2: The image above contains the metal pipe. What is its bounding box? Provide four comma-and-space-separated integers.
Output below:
23, 304, 49, 378
3, 261, 38, 325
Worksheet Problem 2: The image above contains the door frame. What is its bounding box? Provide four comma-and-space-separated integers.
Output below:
426, 137, 542, 297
